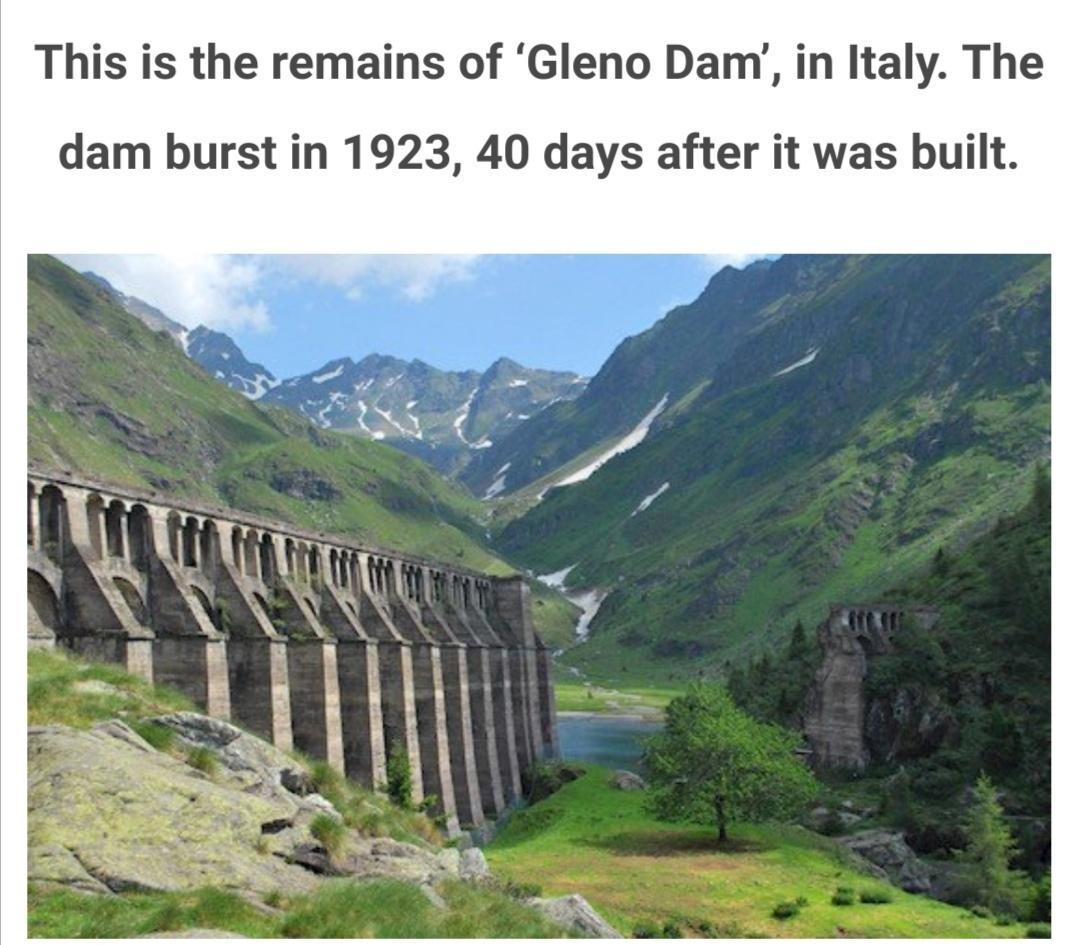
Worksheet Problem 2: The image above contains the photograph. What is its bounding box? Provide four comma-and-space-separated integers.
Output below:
25, 252, 1051, 938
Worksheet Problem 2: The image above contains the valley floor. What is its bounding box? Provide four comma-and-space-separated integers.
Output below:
485, 767, 1024, 939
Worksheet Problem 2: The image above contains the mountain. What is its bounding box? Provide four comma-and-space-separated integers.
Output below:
492, 255, 1050, 681
185, 324, 280, 399
262, 354, 586, 478
460, 255, 827, 497
83, 270, 188, 341
28, 255, 501, 572
78, 270, 584, 471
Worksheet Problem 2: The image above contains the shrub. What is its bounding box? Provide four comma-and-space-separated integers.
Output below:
1029, 872, 1050, 922
385, 743, 413, 809
1025, 923, 1051, 938
970, 905, 993, 919
772, 901, 801, 919
859, 887, 894, 904
832, 887, 856, 906
632, 920, 661, 938
310, 813, 348, 860
186, 746, 218, 776
130, 719, 175, 752
661, 919, 684, 937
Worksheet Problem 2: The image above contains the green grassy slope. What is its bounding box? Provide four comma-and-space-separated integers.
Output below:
27, 254, 507, 572
496, 255, 1049, 681
486, 767, 1025, 938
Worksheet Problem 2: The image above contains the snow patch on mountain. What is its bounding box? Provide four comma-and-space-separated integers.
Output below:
538, 565, 606, 642
774, 347, 820, 377
632, 481, 670, 516
508, 378, 528, 387
248, 373, 280, 399
313, 364, 345, 384
483, 462, 513, 501
548, 393, 670, 490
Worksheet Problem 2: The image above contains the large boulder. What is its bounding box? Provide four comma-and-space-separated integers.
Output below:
839, 829, 933, 893
28, 722, 322, 896
528, 894, 622, 938
610, 770, 646, 791
27, 719, 460, 899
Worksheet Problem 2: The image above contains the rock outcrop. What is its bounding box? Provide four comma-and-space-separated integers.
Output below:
27, 718, 461, 897
839, 829, 933, 893
529, 894, 622, 938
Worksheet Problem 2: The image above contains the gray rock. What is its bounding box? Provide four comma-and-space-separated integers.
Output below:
459, 847, 490, 881
419, 884, 448, 910
839, 829, 932, 893
529, 894, 622, 938
28, 722, 321, 896
151, 712, 311, 806
610, 770, 646, 791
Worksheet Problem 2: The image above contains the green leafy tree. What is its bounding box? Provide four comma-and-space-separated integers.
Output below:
643, 683, 817, 843
963, 773, 1023, 916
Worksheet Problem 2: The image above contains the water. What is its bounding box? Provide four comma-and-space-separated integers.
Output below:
556, 714, 662, 773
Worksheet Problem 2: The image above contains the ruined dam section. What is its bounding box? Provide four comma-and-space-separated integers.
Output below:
804, 603, 938, 772
27, 469, 559, 834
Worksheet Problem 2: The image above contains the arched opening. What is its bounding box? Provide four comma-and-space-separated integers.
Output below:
28, 570, 61, 632
190, 585, 216, 625
329, 549, 339, 587
847, 610, 856, 628
85, 494, 105, 560
200, 520, 217, 574
339, 552, 349, 590
182, 516, 199, 568
113, 576, 148, 624
128, 505, 151, 571
307, 546, 319, 584
39, 486, 66, 563
244, 530, 259, 579
463, 578, 472, 609
383, 560, 395, 594
260, 534, 276, 584
27, 484, 38, 549
167, 512, 182, 563
105, 500, 126, 559
285, 538, 296, 577
231, 526, 244, 572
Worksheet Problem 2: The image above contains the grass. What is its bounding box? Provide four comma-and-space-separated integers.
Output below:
28, 879, 567, 938
554, 679, 680, 716
485, 766, 1024, 938
27, 647, 193, 729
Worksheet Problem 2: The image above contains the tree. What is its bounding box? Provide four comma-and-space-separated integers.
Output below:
643, 683, 817, 843
963, 773, 1023, 916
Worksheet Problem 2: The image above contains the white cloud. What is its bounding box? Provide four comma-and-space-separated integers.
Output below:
267, 254, 483, 302
58, 254, 270, 333
57, 254, 485, 332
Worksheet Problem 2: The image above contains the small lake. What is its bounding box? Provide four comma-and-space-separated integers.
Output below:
556, 714, 662, 773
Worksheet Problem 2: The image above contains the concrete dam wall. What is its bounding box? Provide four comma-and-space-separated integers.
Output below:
27, 469, 559, 834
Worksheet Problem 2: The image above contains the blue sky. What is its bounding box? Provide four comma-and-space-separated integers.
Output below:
58, 254, 770, 377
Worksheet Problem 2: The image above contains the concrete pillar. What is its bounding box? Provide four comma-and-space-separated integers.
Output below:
410, 642, 461, 833
467, 646, 506, 814
377, 641, 425, 807
536, 644, 560, 759
441, 644, 486, 826
153, 637, 232, 718
226, 637, 293, 751
337, 639, 387, 788
287, 639, 346, 772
